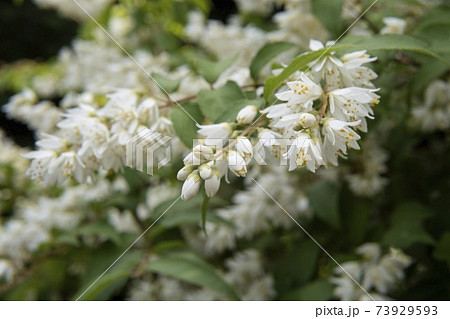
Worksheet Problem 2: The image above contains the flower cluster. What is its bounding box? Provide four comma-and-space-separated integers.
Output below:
20, 89, 182, 185
178, 40, 380, 200
177, 109, 257, 200
2, 89, 61, 134
330, 243, 412, 301
411, 79, 450, 132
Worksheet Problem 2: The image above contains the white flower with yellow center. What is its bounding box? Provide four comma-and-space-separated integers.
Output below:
284, 133, 324, 172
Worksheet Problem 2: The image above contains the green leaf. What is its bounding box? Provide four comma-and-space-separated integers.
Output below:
197, 81, 244, 122
348, 35, 445, 59
312, 0, 343, 36
341, 191, 372, 245
283, 280, 333, 301
264, 35, 444, 100
170, 101, 204, 148
148, 252, 240, 300
410, 60, 449, 94
74, 250, 142, 301
308, 180, 340, 228
151, 72, 181, 94
382, 202, 435, 249
76, 222, 122, 246
263, 48, 334, 100
433, 232, 450, 269
201, 194, 210, 234
273, 240, 320, 294
250, 42, 296, 80
192, 55, 237, 84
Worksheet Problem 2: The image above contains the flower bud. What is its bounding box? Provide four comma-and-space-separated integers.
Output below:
177, 165, 193, 181
236, 105, 258, 124
181, 171, 201, 200
199, 164, 213, 180
296, 113, 316, 129
183, 152, 194, 165
193, 144, 214, 161
205, 171, 221, 197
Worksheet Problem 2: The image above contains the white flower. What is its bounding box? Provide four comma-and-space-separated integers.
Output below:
228, 150, 247, 177
411, 80, 450, 132
47, 151, 87, 185
181, 172, 201, 200
0, 259, 15, 283
193, 144, 215, 161
275, 74, 323, 110
137, 98, 159, 125
328, 87, 379, 127
272, 112, 317, 130
258, 129, 281, 147
199, 164, 213, 180
341, 51, 378, 88
205, 171, 221, 197
285, 133, 324, 172
323, 119, 361, 153
197, 123, 232, 147
261, 103, 291, 119
381, 17, 406, 35
309, 40, 378, 90
236, 105, 258, 124
77, 119, 111, 159
297, 112, 317, 129
177, 165, 193, 181
236, 137, 253, 161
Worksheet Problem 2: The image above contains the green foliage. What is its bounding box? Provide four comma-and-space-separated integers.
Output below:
170, 101, 204, 148
191, 55, 237, 85
434, 233, 450, 269
308, 180, 341, 229
284, 280, 334, 301
273, 240, 321, 294
250, 42, 296, 81
197, 81, 265, 123
150, 72, 182, 94
201, 193, 210, 234
312, 0, 343, 37
74, 250, 142, 301
147, 252, 240, 300
382, 202, 435, 249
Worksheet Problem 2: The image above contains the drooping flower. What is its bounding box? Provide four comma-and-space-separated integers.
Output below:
284, 133, 324, 172
181, 171, 201, 200
197, 123, 232, 147
236, 137, 253, 162
205, 170, 221, 197
323, 119, 361, 153
227, 150, 247, 177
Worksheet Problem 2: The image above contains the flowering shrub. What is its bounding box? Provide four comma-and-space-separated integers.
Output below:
0, 0, 449, 300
